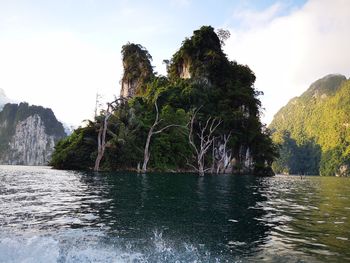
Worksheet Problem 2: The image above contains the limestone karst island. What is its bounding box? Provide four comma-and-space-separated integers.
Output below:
1, 0, 350, 261
50, 26, 277, 176
1, 26, 348, 178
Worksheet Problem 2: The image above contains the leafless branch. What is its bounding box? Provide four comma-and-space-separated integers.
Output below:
94, 98, 125, 172
187, 107, 222, 176
141, 99, 186, 173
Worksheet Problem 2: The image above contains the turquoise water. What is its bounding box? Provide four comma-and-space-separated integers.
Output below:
0, 165, 349, 262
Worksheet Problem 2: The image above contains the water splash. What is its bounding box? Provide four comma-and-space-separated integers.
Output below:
0, 230, 230, 263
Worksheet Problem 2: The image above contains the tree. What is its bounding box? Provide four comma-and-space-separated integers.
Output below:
214, 132, 232, 174
162, 59, 170, 73
141, 99, 185, 173
94, 99, 123, 172
51, 26, 277, 175
49, 120, 97, 170
216, 28, 231, 46
188, 108, 222, 176
271, 130, 320, 175
94, 93, 103, 118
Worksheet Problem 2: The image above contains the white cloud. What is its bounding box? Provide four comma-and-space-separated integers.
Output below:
1, 0, 349, 128
224, 0, 350, 125
231, 2, 285, 28
170, 0, 191, 8
0, 32, 121, 126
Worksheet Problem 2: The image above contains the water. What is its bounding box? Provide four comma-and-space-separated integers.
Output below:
0, 165, 349, 262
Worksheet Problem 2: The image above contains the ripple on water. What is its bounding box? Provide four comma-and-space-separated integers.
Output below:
1, 167, 350, 262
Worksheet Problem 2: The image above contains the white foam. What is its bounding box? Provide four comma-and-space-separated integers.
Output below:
0, 235, 59, 263
0, 230, 222, 263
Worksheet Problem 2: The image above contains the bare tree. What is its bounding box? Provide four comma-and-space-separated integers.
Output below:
141, 100, 184, 173
211, 137, 216, 174
216, 28, 231, 46
215, 132, 232, 174
94, 93, 103, 119
188, 108, 222, 176
94, 99, 123, 172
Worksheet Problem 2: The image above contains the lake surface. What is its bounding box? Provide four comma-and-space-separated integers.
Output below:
0, 165, 349, 262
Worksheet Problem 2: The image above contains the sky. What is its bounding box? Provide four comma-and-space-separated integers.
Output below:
0, 0, 349, 126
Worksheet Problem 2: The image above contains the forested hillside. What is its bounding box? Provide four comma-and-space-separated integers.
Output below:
270, 74, 350, 176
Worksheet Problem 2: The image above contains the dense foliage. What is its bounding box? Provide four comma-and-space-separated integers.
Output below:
51, 26, 277, 175
270, 74, 350, 176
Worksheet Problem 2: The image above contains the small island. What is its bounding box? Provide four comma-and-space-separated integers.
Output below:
1, 1, 350, 261
50, 26, 277, 175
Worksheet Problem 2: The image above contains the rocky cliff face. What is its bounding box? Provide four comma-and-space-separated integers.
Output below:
178, 61, 191, 79
167, 26, 267, 174
119, 43, 154, 98
120, 79, 138, 98
0, 103, 66, 165
6, 114, 56, 165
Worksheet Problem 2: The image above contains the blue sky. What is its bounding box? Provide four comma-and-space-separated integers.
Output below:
0, 0, 306, 55
1, 0, 349, 126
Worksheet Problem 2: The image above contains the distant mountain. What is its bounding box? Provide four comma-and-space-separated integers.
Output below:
269, 74, 350, 176
0, 88, 10, 109
300, 74, 347, 100
62, 123, 75, 136
0, 102, 66, 165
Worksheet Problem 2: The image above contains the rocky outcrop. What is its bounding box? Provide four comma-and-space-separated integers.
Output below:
168, 26, 226, 84
120, 79, 138, 98
178, 61, 191, 79
6, 115, 56, 165
119, 43, 154, 98
0, 103, 66, 165
214, 143, 254, 174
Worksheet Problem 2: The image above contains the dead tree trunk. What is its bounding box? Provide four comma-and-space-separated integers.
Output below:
211, 137, 216, 174
216, 132, 232, 174
142, 124, 154, 173
94, 113, 111, 171
94, 99, 123, 172
141, 101, 183, 173
188, 108, 222, 176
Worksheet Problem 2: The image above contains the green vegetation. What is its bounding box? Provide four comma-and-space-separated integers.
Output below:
120, 43, 154, 97
270, 74, 350, 176
51, 26, 277, 175
50, 125, 96, 170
